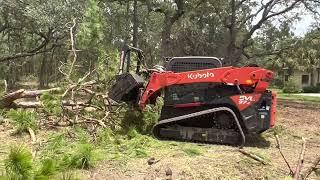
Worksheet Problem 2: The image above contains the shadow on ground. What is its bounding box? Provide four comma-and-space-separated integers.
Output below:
245, 134, 271, 148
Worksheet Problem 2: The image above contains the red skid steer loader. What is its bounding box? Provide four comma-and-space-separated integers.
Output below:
109, 45, 277, 147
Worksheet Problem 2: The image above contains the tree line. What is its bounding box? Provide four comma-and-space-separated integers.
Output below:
0, 0, 319, 89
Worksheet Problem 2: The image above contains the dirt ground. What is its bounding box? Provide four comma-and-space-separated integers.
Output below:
1, 100, 320, 180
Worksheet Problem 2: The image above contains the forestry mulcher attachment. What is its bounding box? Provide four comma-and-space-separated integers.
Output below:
109, 45, 277, 147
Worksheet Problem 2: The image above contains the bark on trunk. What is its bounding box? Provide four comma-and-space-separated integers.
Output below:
39, 51, 49, 88
132, 0, 138, 47
160, 0, 184, 58
160, 15, 174, 58
224, 0, 242, 66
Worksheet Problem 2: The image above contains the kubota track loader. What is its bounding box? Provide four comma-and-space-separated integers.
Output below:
109, 45, 277, 147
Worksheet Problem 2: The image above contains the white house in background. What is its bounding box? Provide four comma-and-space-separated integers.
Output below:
284, 67, 320, 89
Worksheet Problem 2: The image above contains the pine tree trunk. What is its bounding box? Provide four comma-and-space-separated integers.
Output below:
39, 52, 48, 88
132, 0, 138, 47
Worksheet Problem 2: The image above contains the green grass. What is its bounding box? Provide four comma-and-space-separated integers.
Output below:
181, 147, 202, 156
277, 93, 320, 103
271, 88, 320, 104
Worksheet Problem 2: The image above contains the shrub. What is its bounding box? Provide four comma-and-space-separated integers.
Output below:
301, 83, 320, 93
270, 78, 284, 89
303, 85, 320, 93
4, 145, 33, 179
283, 78, 300, 93
6, 109, 38, 133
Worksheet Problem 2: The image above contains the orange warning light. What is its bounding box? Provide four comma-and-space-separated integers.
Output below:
245, 79, 253, 84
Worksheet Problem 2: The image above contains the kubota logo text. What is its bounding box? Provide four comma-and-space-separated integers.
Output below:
187, 72, 214, 79
239, 95, 254, 105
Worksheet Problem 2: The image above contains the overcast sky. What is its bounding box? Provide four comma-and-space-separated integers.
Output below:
293, 13, 316, 36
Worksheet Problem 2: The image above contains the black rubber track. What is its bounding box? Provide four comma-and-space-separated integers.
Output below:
152, 107, 245, 148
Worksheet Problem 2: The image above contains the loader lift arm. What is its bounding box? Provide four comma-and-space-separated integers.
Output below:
138, 66, 273, 109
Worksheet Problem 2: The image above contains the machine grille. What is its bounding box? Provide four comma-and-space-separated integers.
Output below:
166, 57, 222, 72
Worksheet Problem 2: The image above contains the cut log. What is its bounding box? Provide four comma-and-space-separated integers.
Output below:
11, 100, 92, 109
0, 89, 25, 108
0, 88, 61, 108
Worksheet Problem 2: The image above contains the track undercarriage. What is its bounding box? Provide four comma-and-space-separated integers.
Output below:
154, 107, 244, 146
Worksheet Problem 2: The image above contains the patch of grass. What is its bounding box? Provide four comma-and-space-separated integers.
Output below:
57, 171, 82, 180
95, 128, 163, 159
73, 126, 91, 143
116, 129, 160, 158
277, 93, 320, 103
178, 143, 203, 157
4, 145, 33, 179
6, 109, 38, 134
67, 143, 97, 169
271, 88, 320, 104
270, 125, 286, 136
95, 128, 115, 146
40, 130, 100, 171
181, 147, 202, 156
45, 133, 67, 152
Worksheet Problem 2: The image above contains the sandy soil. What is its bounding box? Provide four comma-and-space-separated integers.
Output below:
81, 100, 320, 180
1, 100, 319, 180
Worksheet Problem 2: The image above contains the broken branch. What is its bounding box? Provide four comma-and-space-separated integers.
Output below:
239, 149, 268, 165
275, 134, 294, 175
28, 127, 36, 143
294, 137, 307, 180
67, 18, 78, 80
302, 156, 320, 179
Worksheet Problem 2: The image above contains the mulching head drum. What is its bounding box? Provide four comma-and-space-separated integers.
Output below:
109, 73, 145, 103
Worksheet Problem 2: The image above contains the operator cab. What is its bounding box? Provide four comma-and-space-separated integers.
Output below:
163, 57, 238, 108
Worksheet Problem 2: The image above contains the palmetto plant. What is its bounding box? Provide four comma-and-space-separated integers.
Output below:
40, 93, 63, 116
4, 145, 33, 180
6, 109, 38, 134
